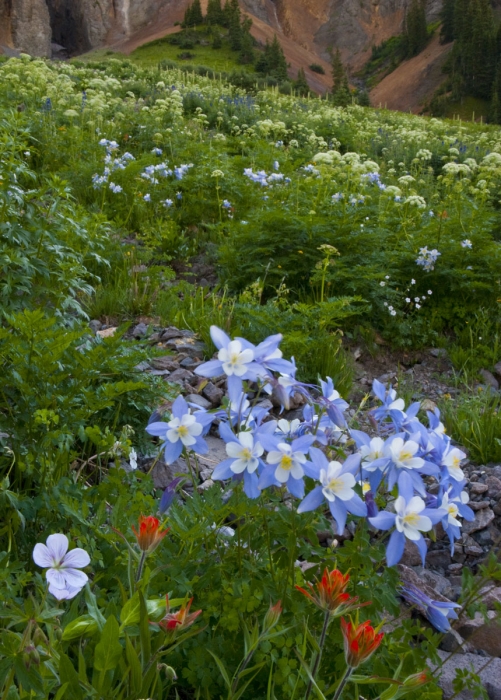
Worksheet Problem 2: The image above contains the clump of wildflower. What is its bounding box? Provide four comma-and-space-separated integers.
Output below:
340, 618, 384, 668
33, 534, 90, 600
296, 568, 365, 616
132, 515, 169, 553
416, 246, 441, 271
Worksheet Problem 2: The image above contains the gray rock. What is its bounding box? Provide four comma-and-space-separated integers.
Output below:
400, 540, 424, 566
89, 319, 102, 333
150, 356, 180, 372
463, 508, 495, 534
469, 500, 491, 511
482, 586, 501, 609
168, 368, 195, 385
457, 611, 501, 657
202, 382, 224, 407
165, 337, 206, 358
131, 322, 149, 338
469, 482, 489, 495
148, 369, 171, 377
430, 348, 448, 358
486, 476, 501, 499
433, 649, 501, 699
440, 628, 466, 653
479, 369, 499, 390
426, 548, 452, 569
186, 393, 212, 410
180, 356, 199, 369
161, 327, 184, 341
134, 361, 151, 371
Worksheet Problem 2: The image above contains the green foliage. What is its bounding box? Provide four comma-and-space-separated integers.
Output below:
256, 36, 289, 82
402, 0, 428, 58
309, 64, 325, 75
0, 309, 165, 490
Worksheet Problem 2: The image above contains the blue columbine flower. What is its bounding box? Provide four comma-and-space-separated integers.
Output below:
298, 448, 366, 533
257, 433, 316, 499
145, 395, 213, 464
195, 326, 267, 394
369, 473, 445, 566
212, 423, 265, 498
439, 485, 474, 553
400, 584, 460, 633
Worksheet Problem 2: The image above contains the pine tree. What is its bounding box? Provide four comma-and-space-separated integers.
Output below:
440, 0, 455, 43
331, 49, 348, 95
227, 0, 243, 51
403, 0, 428, 57
206, 0, 224, 26
191, 0, 204, 26
238, 18, 254, 64
268, 35, 288, 82
294, 67, 309, 96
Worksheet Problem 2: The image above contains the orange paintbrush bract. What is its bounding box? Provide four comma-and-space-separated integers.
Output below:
131, 515, 169, 553
340, 618, 384, 668
158, 595, 202, 636
296, 568, 365, 615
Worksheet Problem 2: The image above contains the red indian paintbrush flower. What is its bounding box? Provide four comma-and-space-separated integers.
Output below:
132, 515, 169, 553
340, 618, 384, 669
296, 568, 365, 616
263, 600, 282, 631
158, 594, 202, 637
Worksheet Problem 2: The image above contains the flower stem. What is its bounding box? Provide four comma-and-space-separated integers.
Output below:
135, 551, 147, 583
304, 609, 331, 700
332, 666, 353, 700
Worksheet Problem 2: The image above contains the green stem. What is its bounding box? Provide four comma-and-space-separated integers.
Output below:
136, 551, 147, 583
332, 666, 353, 700
304, 609, 331, 700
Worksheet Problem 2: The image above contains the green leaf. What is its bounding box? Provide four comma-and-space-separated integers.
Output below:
207, 649, 231, 689
62, 615, 98, 641
125, 634, 142, 695
94, 616, 123, 672
138, 591, 151, 666
120, 593, 140, 629
84, 584, 106, 632
59, 653, 83, 700
53, 683, 69, 700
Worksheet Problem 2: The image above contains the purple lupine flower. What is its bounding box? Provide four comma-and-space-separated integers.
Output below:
400, 584, 460, 633
369, 473, 444, 566
146, 395, 213, 464
33, 534, 90, 600
298, 448, 366, 533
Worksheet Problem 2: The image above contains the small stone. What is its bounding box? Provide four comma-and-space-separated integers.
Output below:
134, 361, 151, 371
180, 356, 199, 368
161, 327, 184, 340
426, 548, 452, 569
482, 587, 501, 609
479, 368, 499, 389
131, 322, 148, 338
465, 545, 484, 557
448, 563, 463, 573
168, 369, 195, 385
255, 398, 273, 410
401, 539, 423, 566
463, 508, 495, 534
470, 482, 489, 495
486, 475, 501, 499
89, 319, 102, 333
469, 500, 491, 511
433, 650, 501, 700
457, 611, 501, 657
430, 348, 447, 358
151, 356, 179, 371
198, 479, 214, 492
186, 394, 212, 410
439, 628, 465, 653
96, 327, 117, 338
202, 382, 224, 407
421, 398, 437, 412
165, 337, 206, 358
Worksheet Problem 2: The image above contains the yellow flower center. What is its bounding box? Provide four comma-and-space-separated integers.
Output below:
178, 425, 189, 438
448, 504, 458, 517
400, 451, 413, 461
280, 455, 293, 471
452, 457, 460, 468
402, 512, 420, 527
240, 448, 252, 460
327, 478, 344, 492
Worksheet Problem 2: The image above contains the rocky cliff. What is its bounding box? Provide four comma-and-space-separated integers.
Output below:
241, 0, 443, 69
1, 0, 444, 66
0, 0, 172, 57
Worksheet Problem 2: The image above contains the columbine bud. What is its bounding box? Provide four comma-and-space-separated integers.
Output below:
262, 601, 282, 632
340, 618, 384, 669
132, 515, 169, 553
157, 664, 177, 681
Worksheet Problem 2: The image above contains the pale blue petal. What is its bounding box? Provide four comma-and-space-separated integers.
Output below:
329, 499, 347, 534
243, 471, 260, 499
386, 530, 405, 566
145, 421, 169, 438
287, 476, 304, 499
210, 325, 230, 350
369, 511, 396, 530
212, 459, 235, 481
172, 395, 188, 420
164, 440, 183, 465
195, 359, 223, 378
346, 494, 367, 517
297, 486, 324, 513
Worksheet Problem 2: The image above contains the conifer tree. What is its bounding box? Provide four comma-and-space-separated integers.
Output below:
403, 0, 428, 57
268, 35, 288, 82
331, 49, 348, 95
238, 18, 254, 64
440, 0, 455, 43
191, 0, 204, 25
227, 0, 243, 51
294, 67, 309, 96
206, 0, 224, 26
